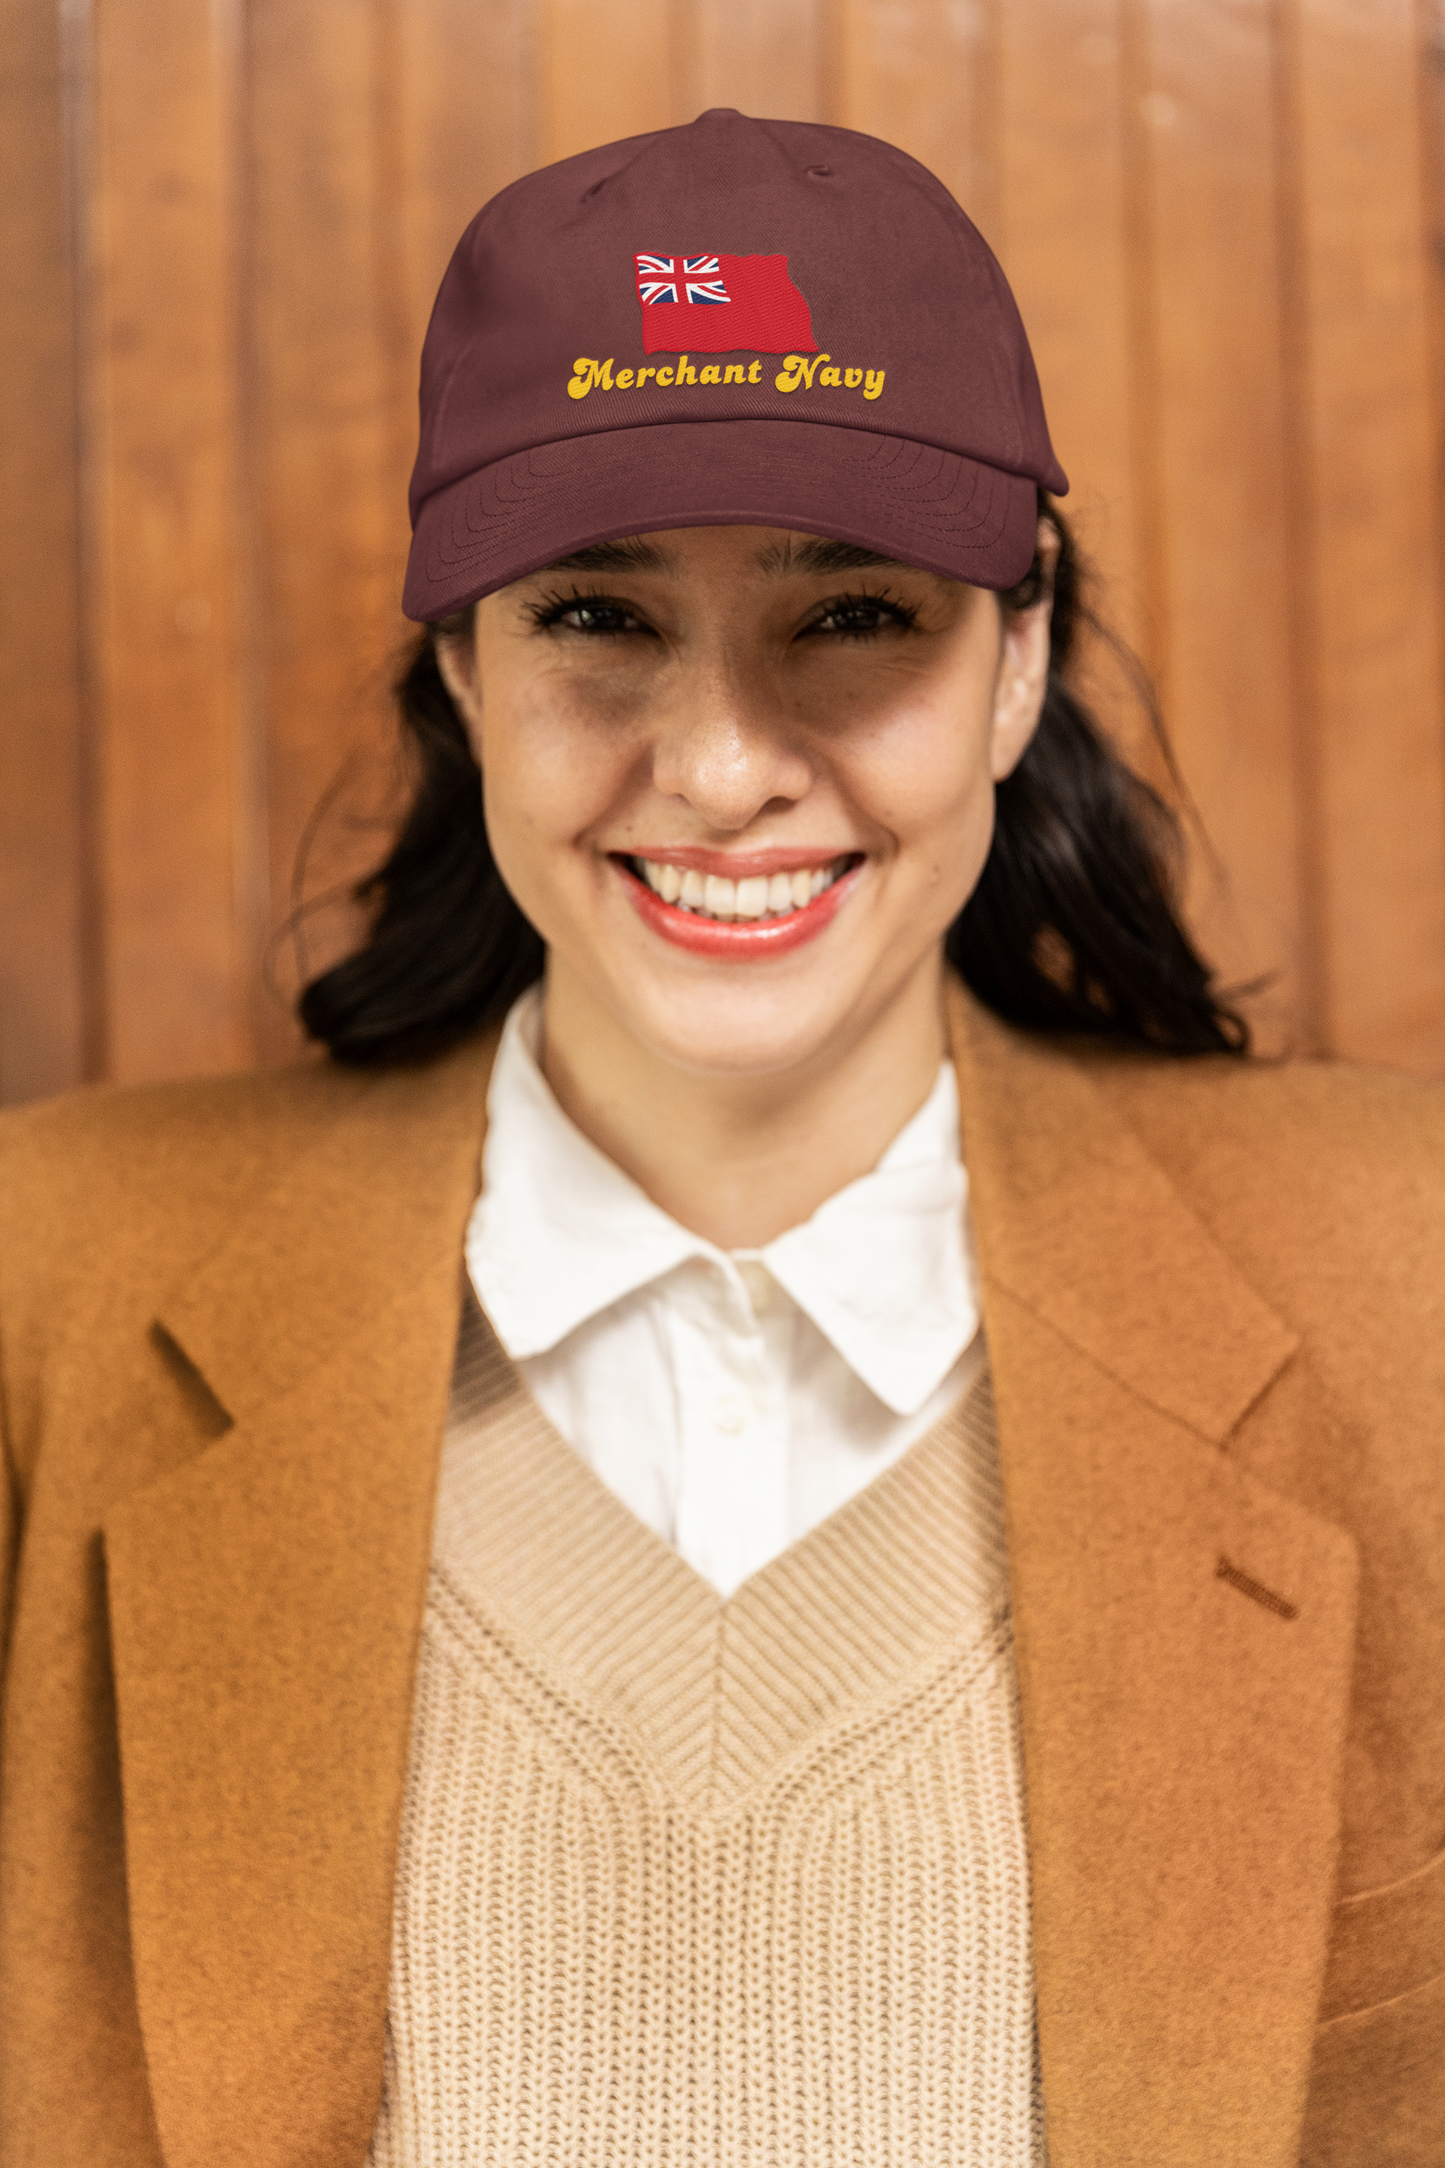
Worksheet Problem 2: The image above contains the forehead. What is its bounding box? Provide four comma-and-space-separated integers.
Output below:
528, 534, 950, 585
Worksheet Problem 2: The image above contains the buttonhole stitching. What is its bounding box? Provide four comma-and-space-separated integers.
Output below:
1217, 1554, 1299, 1621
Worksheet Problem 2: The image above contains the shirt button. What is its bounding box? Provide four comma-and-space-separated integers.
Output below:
712, 1394, 747, 1434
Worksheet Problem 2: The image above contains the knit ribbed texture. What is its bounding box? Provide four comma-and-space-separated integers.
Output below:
368, 1297, 1047, 2165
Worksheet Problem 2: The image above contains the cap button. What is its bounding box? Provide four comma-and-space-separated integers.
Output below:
696, 107, 742, 121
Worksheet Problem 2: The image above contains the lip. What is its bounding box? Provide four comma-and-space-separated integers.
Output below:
613, 853, 863, 960
617, 845, 860, 880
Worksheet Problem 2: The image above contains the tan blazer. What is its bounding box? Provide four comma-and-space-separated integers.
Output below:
1, 983, 1442, 2168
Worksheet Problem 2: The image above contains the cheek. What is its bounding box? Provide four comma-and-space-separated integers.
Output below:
845, 683, 998, 880
478, 676, 612, 843
474, 673, 639, 925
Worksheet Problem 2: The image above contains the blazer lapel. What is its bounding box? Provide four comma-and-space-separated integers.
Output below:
947, 985, 1360, 2168
104, 1030, 499, 2168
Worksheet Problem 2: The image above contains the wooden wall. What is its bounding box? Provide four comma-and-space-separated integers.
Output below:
4, 0, 1445, 1103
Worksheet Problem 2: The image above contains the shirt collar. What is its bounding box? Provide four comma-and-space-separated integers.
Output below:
748, 1066, 978, 1413
465, 988, 979, 1417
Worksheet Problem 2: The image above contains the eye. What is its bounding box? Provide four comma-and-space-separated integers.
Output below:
527, 588, 654, 638
805, 591, 920, 640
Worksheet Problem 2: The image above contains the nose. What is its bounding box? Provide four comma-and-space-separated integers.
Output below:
648, 654, 814, 831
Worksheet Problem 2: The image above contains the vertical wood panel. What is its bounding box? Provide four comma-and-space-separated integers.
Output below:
539, 0, 675, 165
684, 0, 822, 122
1422, 0, 1445, 674
1281, 0, 1445, 1070
0, 0, 91, 1100
246, 0, 413, 1059
88, 0, 257, 1080
992, 2, 1149, 726
1134, 0, 1304, 1043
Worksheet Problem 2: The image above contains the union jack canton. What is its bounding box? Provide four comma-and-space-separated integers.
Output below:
634, 255, 730, 305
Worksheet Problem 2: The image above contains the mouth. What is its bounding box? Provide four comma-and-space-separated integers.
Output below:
611, 850, 864, 958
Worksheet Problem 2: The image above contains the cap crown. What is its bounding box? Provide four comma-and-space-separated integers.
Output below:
409, 108, 1065, 529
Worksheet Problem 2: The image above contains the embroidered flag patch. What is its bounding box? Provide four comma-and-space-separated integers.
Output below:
632, 252, 818, 355
636, 255, 731, 306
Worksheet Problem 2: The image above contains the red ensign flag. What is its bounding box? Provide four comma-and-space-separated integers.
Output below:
633, 253, 818, 354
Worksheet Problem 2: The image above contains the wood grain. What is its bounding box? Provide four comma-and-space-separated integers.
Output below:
538, 0, 674, 165
683, 0, 822, 124
1421, 0, 1445, 740
245, 0, 415, 1060
1280, 0, 1445, 1070
0, 0, 92, 1100
87, 0, 257, 1081
991, 0, 1151, 757
1133, 0, 1304, 1047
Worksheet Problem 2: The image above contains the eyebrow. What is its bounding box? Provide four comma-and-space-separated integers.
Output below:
531, 535, 930, 581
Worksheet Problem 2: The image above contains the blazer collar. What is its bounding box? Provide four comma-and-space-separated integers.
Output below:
104, 993, 1359, 2168
947, 982, 1359, 2167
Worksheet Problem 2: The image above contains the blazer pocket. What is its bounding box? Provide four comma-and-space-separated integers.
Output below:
1299, 1854, 1445, 2168
1301, 1969, 1445, 2168
1318, 1839, 1445, 2023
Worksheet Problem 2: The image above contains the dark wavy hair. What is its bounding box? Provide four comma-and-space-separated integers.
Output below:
299, 497, 1248, 1063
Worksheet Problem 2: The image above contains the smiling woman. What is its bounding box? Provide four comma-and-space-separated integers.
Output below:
3, 108, 1444, 2168
302, 495, 1241, 1246
305, 524, 1238, 1024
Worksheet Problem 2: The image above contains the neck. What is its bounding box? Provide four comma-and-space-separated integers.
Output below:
537, 955, 950, 1250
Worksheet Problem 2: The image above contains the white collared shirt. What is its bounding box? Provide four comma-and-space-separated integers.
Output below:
465, 988, 983, 1598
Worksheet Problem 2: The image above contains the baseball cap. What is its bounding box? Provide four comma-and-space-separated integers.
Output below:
403, 107, 1067, 621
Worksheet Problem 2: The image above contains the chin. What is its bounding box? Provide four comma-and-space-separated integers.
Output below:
609, 962, 885, 1082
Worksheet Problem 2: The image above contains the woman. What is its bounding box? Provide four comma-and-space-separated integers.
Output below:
2, 108, 1442, 2168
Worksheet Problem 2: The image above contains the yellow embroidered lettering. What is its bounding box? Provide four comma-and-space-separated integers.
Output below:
656, 366, 674, 386
701, 365, 722, 384
594, 357, 614, 389
566, 358, 597, 400
637, 366, 657, 386
747, 359, 762, 383
724, 363, 746, 384
774, 352, 829, 393
844, 367, 863, 389
864, 368, 885, 400
674, 354, 698, 384
615, 366, 634, 388
819, 366, 842, 387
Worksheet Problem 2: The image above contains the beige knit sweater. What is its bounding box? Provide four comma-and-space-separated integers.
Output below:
368, 1297, 1047, 2165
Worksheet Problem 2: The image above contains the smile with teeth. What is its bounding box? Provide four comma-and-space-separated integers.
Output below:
630, 857, 852, 922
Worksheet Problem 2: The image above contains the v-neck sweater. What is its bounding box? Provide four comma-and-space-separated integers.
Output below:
368, 1296, 1046, 2165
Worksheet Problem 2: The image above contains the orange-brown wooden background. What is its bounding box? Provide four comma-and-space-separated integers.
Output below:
4, 0, 1445, 1104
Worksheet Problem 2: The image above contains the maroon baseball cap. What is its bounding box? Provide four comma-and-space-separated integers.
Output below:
403, 108, 1067, 621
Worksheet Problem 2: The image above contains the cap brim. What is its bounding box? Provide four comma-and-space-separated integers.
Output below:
403, 418, 1046, 621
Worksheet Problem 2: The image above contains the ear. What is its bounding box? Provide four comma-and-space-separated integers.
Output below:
989, 518, 1059, 782
434, 624, 482, 729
